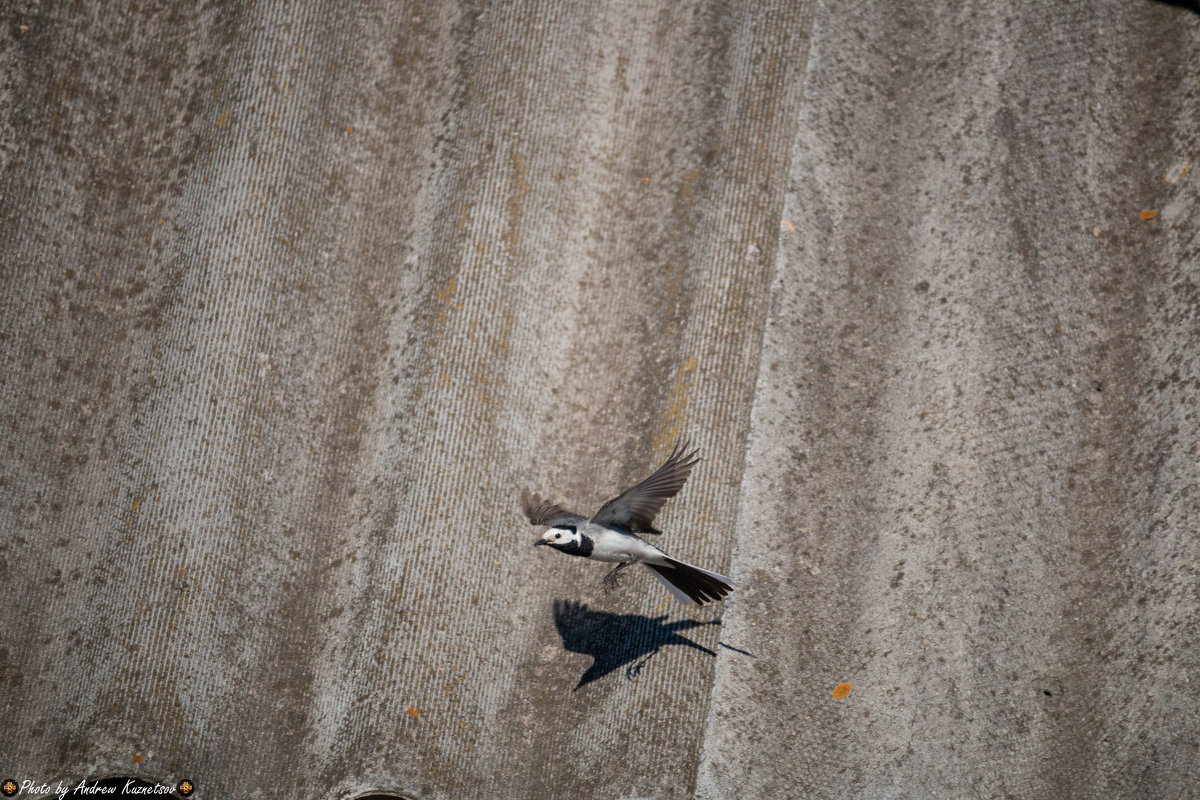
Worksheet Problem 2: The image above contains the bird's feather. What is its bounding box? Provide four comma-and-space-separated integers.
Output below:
521, 488, 587, 528
643, 557, 733, 606
645, 566, 695, 605
591, 440, 701, 533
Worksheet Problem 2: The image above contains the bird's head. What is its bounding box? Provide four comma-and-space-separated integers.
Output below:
536, 525, 580, 550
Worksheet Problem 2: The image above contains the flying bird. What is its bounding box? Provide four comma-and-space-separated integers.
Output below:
522, 440, 733, 606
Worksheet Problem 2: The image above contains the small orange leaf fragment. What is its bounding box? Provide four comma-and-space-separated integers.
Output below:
832, 682, 852, 699
131, 754, 145, 764
406, 706, 419, 719
1139, 209, 1157, 221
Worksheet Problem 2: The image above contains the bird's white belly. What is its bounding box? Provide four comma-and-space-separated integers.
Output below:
586, 526, 663, 563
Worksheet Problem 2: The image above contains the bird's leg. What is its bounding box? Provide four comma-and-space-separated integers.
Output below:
603, 561, 632, 594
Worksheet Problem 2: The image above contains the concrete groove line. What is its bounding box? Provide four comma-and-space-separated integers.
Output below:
686, 9, 820, 795
319, 62, 552, 786
306, 163, 472, 778
135, 0, 383, 782
164, 4, 342, 774
312, 56, 494, 767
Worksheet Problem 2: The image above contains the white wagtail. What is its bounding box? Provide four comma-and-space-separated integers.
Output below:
522, 440, 734, 606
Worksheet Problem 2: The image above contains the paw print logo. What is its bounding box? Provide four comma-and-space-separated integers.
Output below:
1, 779, 17, 797
175, 779, 195, 797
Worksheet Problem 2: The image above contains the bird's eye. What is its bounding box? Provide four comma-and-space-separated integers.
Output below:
554, 533, 561, 539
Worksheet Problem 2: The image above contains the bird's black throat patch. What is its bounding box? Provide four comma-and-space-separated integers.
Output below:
552, 533, 594, 558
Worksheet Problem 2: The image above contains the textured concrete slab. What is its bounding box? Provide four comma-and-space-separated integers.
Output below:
1, 1, 1197, 799
698, 2, 1200, 798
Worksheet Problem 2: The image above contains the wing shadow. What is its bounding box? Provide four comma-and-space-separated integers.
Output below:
553, 599, 720, 690
1149, 0, 1198, 12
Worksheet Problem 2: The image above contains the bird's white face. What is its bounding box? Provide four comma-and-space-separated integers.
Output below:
539, 526, 579, 547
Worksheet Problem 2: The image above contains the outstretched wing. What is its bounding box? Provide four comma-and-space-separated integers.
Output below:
591, 440, 700, 533
521, 488, 587, 528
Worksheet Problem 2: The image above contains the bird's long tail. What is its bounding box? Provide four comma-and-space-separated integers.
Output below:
644, 557, 734, 606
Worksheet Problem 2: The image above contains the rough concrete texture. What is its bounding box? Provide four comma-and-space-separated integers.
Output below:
0, 1, 1196, 799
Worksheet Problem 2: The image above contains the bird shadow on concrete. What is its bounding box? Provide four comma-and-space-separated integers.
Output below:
1150, 0, 1199, 13
553, 599, 750, 690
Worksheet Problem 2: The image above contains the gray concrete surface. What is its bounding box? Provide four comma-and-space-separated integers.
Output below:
1, 1, 1196, 799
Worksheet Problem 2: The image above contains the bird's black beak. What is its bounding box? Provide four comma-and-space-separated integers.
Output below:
534, 539, 548, 547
